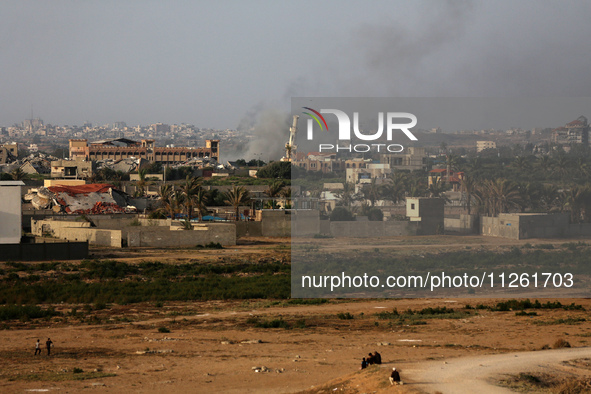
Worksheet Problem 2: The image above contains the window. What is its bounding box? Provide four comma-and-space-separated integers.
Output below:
411, 203, 415, 210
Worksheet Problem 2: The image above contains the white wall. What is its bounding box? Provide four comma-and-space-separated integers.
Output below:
0, 182, 24, 244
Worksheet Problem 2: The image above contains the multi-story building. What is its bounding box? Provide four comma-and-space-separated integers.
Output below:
293, 152, 343, 174
69, 138, 219, 164
0, 143, 18, 164
380, 147, 427, 171
346, 163, 391, 184
552, 116, 589, 146
51, 159, 96, 179
476, 140, 497, 152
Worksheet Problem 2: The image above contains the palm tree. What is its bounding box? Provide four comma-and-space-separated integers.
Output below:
475, 178, 521, 217
224, 185, 250, 221
335, 182, 356, 208
135, 168, 148, 197
517, 182, 542, 212
459, 175, 476, 215
264, 180, 285, 209
561, 185, 591, 223
279, 187, 292, 208
180, 176, 202, 221
171, 190, 185, 220
382, 173, 406, 204
157, 184, 175, 219
428, 178, 448, 198
11, 167, 26, 180
575, 158, 590, 179
464, 157, 483, 174
445, 154, 460, 183
512, 156, 531, 172
407, 177, 428, 198
194, 188, 209, 221
537, 155, 552, 172
362, 177, 380, 207
552, 156, 571, 178
540, 184, 561, 212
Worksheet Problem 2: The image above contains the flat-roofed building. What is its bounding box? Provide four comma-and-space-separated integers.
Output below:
69, 138, 219, 163
476, 141, 496, 152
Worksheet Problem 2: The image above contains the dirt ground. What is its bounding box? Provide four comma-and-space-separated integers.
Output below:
1, 235, 591, 393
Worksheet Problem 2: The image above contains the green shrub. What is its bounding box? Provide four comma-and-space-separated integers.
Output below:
367, 207, 384, 221
336, 312, 354, 320
158, 327, 170, 333
330, 207, 354, 221
0, 305, 60, 321
255, 318, 290, 329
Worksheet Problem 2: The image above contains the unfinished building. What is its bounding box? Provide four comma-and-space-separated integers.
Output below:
69, 138, 219, 164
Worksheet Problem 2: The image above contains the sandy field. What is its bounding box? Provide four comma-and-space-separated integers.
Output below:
1, 236, 590, 393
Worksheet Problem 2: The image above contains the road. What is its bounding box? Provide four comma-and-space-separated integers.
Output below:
401, 347, 591, 393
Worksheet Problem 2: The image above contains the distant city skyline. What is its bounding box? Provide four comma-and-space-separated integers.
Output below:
3, 1, 591, 130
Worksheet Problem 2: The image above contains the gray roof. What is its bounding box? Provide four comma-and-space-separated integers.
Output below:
0, 181, 25, 186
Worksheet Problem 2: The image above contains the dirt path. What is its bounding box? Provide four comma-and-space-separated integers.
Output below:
402, 347, 591, 393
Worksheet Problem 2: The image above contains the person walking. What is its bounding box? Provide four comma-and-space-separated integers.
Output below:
46, 338, 53, 356
34, 339, 41, 355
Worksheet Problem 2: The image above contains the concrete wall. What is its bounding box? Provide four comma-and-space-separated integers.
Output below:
0, 182, 24, 244
0, 241, 88, 261
445, 214, 479, 235
260, 210, 291, 237
292, 210, 320, 237
126, 223, 235, 247
88, 215, 139, 229
406, 198, 444, 235
329, 221, 418, 237
518, 213, 569, 239
235, 221, 263, 237
481, 215, 520, 239
481, 213, 570, 240
52, 226, 122, 247
32, 218, 122, 247
32, 218, 235, 247
567, 223, 591, 237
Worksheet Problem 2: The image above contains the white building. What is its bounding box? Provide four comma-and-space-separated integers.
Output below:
0, 181, 24, 244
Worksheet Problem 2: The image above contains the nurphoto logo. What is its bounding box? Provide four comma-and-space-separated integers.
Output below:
302, 107, 418, 153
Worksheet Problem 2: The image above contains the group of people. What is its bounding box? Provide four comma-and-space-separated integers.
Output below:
34, 338, 53, 356
359, 351, 402, 385
360, 351, 382, 369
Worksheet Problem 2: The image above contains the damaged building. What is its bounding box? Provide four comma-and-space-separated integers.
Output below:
51, 159, 96, 179
28, 183, 134, 214
69, 138, 220, 163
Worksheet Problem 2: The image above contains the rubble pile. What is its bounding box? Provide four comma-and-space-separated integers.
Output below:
27, 183, 134, 214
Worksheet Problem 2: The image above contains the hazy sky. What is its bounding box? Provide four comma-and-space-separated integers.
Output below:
3, 1, 591, 129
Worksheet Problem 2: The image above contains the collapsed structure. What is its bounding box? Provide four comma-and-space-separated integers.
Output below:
27, 183, 132, 214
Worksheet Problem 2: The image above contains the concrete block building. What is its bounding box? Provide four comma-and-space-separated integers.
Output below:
406, 197, 445, 235
0, 181, 25, 243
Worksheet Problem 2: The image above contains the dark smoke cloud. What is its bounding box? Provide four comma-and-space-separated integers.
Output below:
236, 0, 591, 159
234, 103, 291, 161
